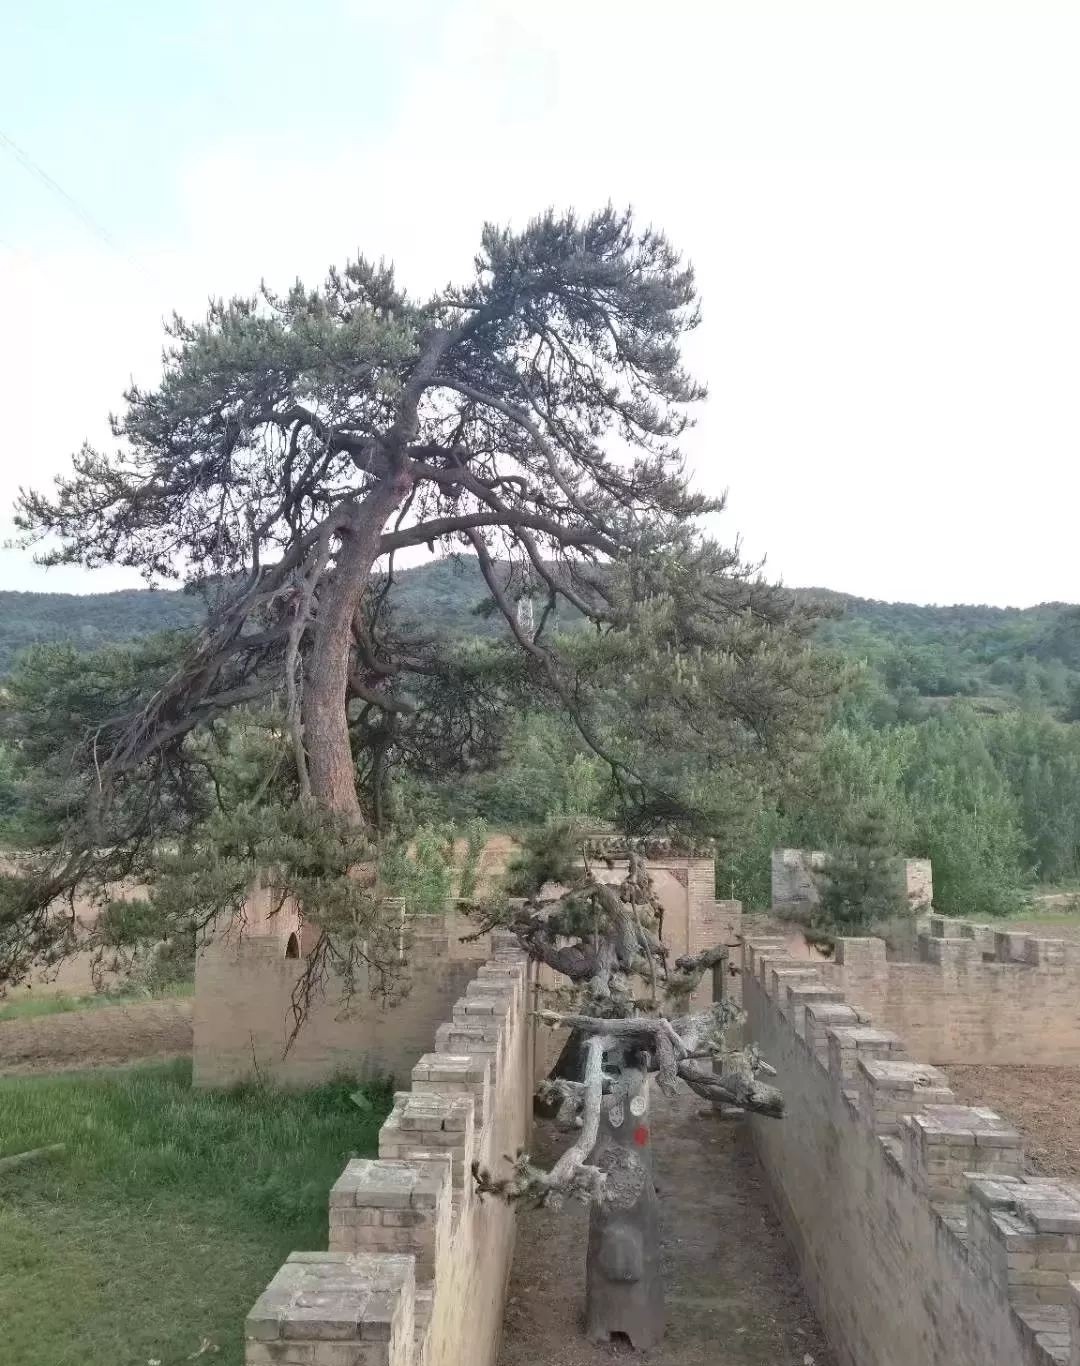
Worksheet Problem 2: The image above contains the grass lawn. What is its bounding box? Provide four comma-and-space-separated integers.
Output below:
0, 981, 194, 1023
0, 1059, 391, 1366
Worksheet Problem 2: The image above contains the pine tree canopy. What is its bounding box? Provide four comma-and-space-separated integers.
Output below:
3, 206, 838, 987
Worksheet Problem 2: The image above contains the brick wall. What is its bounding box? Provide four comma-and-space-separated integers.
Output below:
193, 898, 493, 1088
826, 920, 1080, 1065
742, 935, 1080, 1366
192, 858, 739, 1089
244, 933, 537, 1366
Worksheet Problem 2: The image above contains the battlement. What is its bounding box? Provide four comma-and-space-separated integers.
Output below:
245, 933, 537, 1366
742, 934, 1080, 1366
819, 920, 1080, 1066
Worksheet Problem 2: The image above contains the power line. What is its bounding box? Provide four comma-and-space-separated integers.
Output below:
0, 126, 140, 268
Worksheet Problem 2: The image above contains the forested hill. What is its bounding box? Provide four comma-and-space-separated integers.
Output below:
806, 589, 1080, 717
3, 563, 1079, 715
0, 588, 204, 673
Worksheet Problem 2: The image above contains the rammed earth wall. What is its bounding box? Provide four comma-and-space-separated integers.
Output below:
192, 885, 494, 1088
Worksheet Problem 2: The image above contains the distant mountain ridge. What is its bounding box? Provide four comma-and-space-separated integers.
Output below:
0, 587, 205, 674
3, 563, 1079, 710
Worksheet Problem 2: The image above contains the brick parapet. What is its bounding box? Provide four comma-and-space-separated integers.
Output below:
245, 942, 534, 1366
739, 932, 1073, 1366
193, 902, 494, 1089
824, 924, 1080, 1067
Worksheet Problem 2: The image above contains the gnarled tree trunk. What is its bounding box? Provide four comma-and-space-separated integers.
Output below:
303, 479, 411, 824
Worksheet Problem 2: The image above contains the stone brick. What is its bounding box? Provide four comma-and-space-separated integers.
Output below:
328, 1157, 452, 1277
411, 1052, 491, 1128
245, 1346, 321, 1365
379, 1092, 475, 1188
826, 1025, 905, 1083
246, 1252, 413, 1363
769, 965, 821, 1008
784, 982, 846, 1038
855, 1058, 954, 1135
902, 1105, 1023, 1200
967, 1175, 1080, 1307
802, 1002, 863, 1063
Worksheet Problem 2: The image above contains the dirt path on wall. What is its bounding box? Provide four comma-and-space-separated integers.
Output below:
498, 1089, 834, 1366
0, 1000, 193, 1076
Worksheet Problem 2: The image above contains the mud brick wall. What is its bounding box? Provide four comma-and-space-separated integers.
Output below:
245, 932, 537, 1366
193, 888, 493, 1087
825, 921, 1080, 1065
742, 935, 1080, 1366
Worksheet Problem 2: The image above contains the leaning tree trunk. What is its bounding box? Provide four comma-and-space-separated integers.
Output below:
303, 480, 411, 824
585, 1065, 665, 1349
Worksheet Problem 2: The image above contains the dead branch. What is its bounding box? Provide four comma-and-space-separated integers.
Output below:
677, 1060, 784, 1119
548, 1032, 608, 1191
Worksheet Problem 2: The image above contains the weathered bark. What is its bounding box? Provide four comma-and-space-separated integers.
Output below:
304, 478, 412, 824
585, 1067, 665, 1348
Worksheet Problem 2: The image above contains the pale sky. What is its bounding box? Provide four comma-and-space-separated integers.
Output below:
1, 0, 1077, 606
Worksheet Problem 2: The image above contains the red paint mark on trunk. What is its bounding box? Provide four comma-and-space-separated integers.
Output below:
633, 1125, 649, 1147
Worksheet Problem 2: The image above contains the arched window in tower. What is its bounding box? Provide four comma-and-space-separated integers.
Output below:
285, 931, 300, 959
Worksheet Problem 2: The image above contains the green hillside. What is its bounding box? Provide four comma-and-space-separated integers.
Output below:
3, 565, 1079, 717
4, 562, 1080, 911
808, 590, 1080, 718
0, 588, 204, 674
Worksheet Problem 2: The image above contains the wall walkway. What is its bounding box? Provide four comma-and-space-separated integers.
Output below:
743, 933, 1080, 1366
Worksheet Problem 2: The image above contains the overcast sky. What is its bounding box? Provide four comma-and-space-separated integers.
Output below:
1, 0, 1077, 606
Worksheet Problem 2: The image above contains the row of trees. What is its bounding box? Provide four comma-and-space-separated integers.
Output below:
4, 603, 1077, 940
394, 683, 1080, 923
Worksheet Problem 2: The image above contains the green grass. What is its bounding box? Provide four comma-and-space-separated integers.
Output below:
0, 981, 194, 1023
0, 1059, 391, 1366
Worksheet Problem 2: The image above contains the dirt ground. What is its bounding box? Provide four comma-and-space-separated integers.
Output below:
948, 1064, 1080, 1179
0, 999, 193, 1076
1005, 917, 1080, 944
498, 1089, 834, 1366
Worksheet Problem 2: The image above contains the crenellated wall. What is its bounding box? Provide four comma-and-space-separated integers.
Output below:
742, 933, 1080, 1366
244, 931, 544, 1366
823, 918, 1080, 1065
